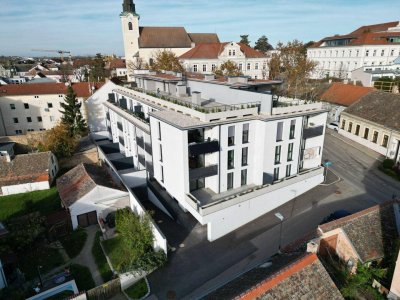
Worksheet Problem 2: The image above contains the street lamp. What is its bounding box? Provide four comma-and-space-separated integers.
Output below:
275, 212, 284, 253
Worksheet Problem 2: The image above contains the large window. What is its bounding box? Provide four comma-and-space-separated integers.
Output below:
372, 131, 378, 143
341, 120, 346, 130
27, 117, 32, 123
228, 126, 235, 146
228, 150, 235, 169
193, 65, 198, 72
276, 122, 283, 141
242, 147, 248, 166
241, 169, 247, 186
10, 104, 15, 110
382, 135, 389, 148
202, 64, 207, 72
289, 120, 296, 139
273, 167, 279, 181
286, 165, 291, 177
24, 103, 29, 109
355, 124, 360, 136
348, 122, 353, 133
13, 118, 18, 123
242, 123, 249, 143
287, 143, 294, 161
227, 173, 234, 190
363, 128, 369, 139
275, 145, 281, 165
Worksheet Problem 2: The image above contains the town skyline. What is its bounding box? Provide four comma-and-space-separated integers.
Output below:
1, 0, 400, 56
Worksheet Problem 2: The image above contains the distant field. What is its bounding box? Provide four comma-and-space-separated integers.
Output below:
0, 187, 61, 221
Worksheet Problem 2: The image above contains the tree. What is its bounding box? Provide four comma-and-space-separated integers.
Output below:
214, 60, 243, 77
89, 53, 106, 82
151, 50, 184, 73
60, 86, 88, 136
37, 123, 78, 158
240, 35, 250, 46
254, 35, 274, 52
127, 57, 149, 73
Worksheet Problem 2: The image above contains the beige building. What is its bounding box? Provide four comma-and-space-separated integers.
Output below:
0, 82, 103, 136
179, 42, 269, 79
338, 91, 400, 163
120, 0, 219, 81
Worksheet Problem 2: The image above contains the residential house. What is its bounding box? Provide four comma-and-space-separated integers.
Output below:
204, 253, 343, 299
120, 0, 219, 80
314, 201, 400, 273
0, 150, 58, 196
320, 83, 375, 123
98, 71, 328, 242
339, 91, 400, 163
308, 21, 400, 79
57, 163, 130, 229
106, 59, 128, 78
0, 82, 104, 136
179, 42, 269, 79
0, 65, 11, 78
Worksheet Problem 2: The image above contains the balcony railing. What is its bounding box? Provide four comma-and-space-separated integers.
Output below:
188, 139, 220, 156
303, 125, 324, 139
107, 99, 150, 125
189, 164, 218, 181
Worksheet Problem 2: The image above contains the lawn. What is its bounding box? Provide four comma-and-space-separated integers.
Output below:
19, 246, 65, 280
59, 228, 87, 259
69, 264, 96, 291
92, 231, 114, 282
102, 236, 132, 272
0, 187, 61, 221
124, 279, 148, 299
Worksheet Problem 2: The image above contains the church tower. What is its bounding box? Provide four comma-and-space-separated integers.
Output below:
120, 0, 140, 80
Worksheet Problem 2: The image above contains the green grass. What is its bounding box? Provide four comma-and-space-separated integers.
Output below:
69, 264, 96, 291
19, 246, 65, 280
0, 187, 61, 221
102, 236, 130, 272
124, 279, 148, 299
92, 231, 114, 282
59, 228, 87, 259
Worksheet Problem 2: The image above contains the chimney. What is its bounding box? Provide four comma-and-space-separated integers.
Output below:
192, 91, 202, 105
204, 74, 215, 81
176, 84, 187, 97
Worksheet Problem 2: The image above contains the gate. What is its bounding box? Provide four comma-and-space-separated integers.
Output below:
87, 278, 121, 300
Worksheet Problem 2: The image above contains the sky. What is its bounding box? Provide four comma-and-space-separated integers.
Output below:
1, 0, 399, 57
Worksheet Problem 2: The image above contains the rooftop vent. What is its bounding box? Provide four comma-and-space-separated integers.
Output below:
192, 91, 202, 105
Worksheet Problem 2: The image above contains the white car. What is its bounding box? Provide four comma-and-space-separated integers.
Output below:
326, 122, 339, 131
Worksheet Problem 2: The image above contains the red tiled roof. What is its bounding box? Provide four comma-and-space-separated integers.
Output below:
180, 42, 267, 59
311, 21, 400, 47
320, 83, 375, 106
188, 33, 220, 44
0, 82, 104, 98
139, 26, 192, 48
108, 59, 126, 70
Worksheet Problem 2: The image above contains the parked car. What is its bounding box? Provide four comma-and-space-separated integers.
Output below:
320, 210, 351, 225
326, 122, 339, 131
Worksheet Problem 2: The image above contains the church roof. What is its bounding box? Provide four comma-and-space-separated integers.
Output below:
188, 33, 220, 44
139, 27, 192, 48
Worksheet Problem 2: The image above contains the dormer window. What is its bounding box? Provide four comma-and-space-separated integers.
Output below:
229, 50, 232, 56
128, 22, 133, 31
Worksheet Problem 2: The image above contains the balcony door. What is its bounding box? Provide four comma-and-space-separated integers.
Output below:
190, 178, 205, 192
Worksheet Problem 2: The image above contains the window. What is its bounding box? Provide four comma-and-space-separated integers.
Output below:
373, 50, 377, 57
160, 166, 164, 183
193, 65, 198, 72
247, 63, 251, 70
366, 50, 369, 57
158, 122, 162, 140
382, 135, 389, 148
287, 143, 294, 161
50, 116, 55, 122
228, 150, 235, 169
13, 118, 18, 123
27, 117, 32, 123
348, 122, 353, 133
228, 126, 235, 146
202, 64, 207, 72
276, 122, 283, 141
24, 103, 29, 109
391, 49, 395, 56
242, 123, 249, 143
273, 167, 279, 181
289, 120, 295, 139
275, 145, 281, 164
128, 22, 133, 30
228, 50, 232, 56
355, 124, 360, 136
363, 127, 369, 139
286, 165, 291, 177
341, 120, 346, 130
241, 169, 247, 186
159, 144, 163, 162
34, 96, 39, 99
211, 64, 216, 72
381, 50, 385, 57
232, 50, 236, 56
47, 103, 53, 108
242, 147, 248, 166
227, 173, 234, 190
238, 63, 243, 70
15, 130, 22, 135
372, 131, 378, 143
356, 50, 360, 57
27, 129, 34, 132
255, 63, 259, 70
10, 104, 15, 110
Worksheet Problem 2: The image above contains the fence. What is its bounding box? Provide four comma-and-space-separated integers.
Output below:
86, 278, 121, 300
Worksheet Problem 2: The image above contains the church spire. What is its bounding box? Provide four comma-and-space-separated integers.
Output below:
122, 0, 136, 13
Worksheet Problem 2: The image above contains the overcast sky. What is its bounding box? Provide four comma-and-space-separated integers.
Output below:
1, 0, 399, 57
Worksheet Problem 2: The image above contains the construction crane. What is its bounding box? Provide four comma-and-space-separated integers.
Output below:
31, 49, 71, 61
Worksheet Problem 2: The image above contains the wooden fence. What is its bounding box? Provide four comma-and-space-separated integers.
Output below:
86, 278, 121, 300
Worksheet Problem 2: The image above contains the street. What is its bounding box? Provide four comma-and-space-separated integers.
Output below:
147, 130, 400, 300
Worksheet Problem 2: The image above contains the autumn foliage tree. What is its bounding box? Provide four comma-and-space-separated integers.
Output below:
214, 60, 243, 77
36, 123, 78, 158
151, 50, 184, 73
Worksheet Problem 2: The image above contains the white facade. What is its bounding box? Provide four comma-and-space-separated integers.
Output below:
99, 73, 328, 241
351, 58, 400, 87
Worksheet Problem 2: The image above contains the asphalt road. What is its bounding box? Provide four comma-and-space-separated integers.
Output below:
147, 130, 400, 300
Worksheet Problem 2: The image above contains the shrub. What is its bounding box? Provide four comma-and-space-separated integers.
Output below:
383, 159, 395, 169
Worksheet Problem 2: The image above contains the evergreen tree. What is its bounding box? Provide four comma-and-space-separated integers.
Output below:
60, 86, 87, 136
240, 35, 250, 46
89, 53, 106, 82
254, 35, 274, 52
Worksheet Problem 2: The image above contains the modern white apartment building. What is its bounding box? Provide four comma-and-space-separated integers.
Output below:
179, 42, 269, 79
0, 82, 103, 136
308, 21, 400, 79
98, 72, 328, 241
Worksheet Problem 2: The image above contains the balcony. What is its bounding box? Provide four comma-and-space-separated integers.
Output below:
303, 125, 324, 139
188, 139, 220, 156
138, 154, 146, 166
189, 164, 218, 181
